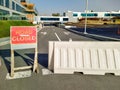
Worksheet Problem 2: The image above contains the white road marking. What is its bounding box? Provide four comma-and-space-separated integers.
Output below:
41, 32, 47, 35
6, 70, 31, 80
42, 69, 53, 75
69, 38, 72, 41
55, 33, 61, 41
64, 32, 70, 35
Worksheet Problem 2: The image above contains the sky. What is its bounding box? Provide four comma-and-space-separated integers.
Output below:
30, 0, 120, 15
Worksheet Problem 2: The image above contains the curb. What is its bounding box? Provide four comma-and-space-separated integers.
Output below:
0, 37, 10, 46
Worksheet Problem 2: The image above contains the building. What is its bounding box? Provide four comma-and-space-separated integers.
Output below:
21, 0, 38, 22
0, 0, 38, 22
34, 16, 69, 24
64, 10, 120, 22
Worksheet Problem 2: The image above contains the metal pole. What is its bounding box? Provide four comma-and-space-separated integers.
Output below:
84, 0, 88, 34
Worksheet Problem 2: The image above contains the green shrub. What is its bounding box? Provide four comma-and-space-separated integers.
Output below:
0, 21, 34, 38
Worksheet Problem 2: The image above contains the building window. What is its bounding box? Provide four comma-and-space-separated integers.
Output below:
112, 14, 120, 17
41, 18, 60, 21
73, 13, 78, 17
21, 17, 27, 20
12, 1, 15, 10
63, 18, 68, 21
12, 13, 20, 15
104, 13, 110, 16
105, 13, 120, 17
16, 4, 25, 13
5, 0, 9, 8
81, 13, 98, 17
63, 13, 66, 16
0, 9, 9, 15
0, 0, 4, 6
21, 0, 26, 2
16, 4, 20, 12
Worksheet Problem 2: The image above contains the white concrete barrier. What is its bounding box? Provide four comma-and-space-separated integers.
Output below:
49, 41, 120, 76
65, 26, 77, 28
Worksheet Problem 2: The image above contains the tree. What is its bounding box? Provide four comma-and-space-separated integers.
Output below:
52, 13, 60, 16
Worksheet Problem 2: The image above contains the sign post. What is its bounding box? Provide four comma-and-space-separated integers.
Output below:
0, 59, 1, 67
10, 26, 39, 77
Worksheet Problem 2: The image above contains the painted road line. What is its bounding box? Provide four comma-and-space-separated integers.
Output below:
69, 38, 72, 41
55, 33, 61, 41
42, 69, 53, 75
6, 70, 32, 80
64, 32, 70, 35
41, 32, 47, 35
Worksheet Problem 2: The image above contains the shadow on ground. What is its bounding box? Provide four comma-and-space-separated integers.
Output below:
0, 49, 48, 73
25, 53, 48, 68
0, 49, 11, 73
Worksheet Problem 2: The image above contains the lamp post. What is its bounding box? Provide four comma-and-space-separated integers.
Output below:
84, 0, 88, 34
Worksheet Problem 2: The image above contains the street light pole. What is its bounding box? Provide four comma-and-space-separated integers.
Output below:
84, 0, 88, 34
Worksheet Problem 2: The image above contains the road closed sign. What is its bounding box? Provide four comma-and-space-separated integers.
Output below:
10, 26, 38, 77
11, 26, 37, 49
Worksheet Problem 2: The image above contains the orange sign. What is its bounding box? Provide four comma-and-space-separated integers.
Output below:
11, 26, 37, 44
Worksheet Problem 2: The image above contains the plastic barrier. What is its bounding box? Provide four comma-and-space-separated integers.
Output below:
49, 41, 120, 76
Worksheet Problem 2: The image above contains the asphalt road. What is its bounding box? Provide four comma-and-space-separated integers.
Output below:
0, 26, 120, 90
38, 26, 95, 53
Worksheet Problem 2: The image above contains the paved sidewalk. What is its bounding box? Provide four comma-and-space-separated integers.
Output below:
0, 37, 10, 46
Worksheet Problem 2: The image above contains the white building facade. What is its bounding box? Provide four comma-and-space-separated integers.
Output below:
34, 16, 69, 24
0, 0, 38, 21
64, 10, 120, 22
0, 0, 27, 20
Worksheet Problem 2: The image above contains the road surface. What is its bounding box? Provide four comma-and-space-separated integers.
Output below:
0, 26, 120, 90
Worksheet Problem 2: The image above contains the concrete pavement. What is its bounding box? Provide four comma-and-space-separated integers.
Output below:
0, 37, 10, 46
